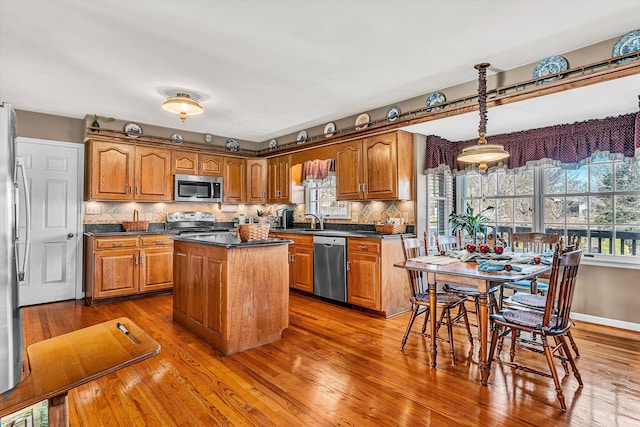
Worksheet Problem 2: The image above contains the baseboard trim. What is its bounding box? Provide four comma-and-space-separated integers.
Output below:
572, 312, 640, 332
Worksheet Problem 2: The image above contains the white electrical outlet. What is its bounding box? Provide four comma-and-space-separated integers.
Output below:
352, 212, 359, 222
85, 204, 101, 214
145, 213, 153, 221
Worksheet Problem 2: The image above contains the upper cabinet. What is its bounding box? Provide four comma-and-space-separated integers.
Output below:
267, 155, 291, 204
172, 151, 223, 177
86, 140, 171, 201
223, 157, 246, 203
246, 158, 267, 204
335, 131, 413, 201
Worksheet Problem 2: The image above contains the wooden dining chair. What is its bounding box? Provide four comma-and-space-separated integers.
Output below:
435, 233, 500, 327
399, 235, 473, 366
498, 229, 561, 306
488, 244, 583, 411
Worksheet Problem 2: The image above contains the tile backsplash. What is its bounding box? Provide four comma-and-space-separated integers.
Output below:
83, 201, 415, 225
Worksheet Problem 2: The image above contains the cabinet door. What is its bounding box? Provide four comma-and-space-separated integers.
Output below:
277, 155, 291, 202
139, 247, 173, 293
223, 157, 246, 203
135, 146, 172, 201
336, 140, 363, 200
171, 151, 198, 175
292, 245, 314, 293
363, 133, 398, 200
89, 141, 134, 200
199, 154, 223, 177
347, 250, 381, 310
93, 249, 139, 299
246, 158, 267, 203
173, 249, 188, 316
267, 157, 280, 203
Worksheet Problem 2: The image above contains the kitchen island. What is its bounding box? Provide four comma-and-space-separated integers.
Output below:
171, 233, 291, 355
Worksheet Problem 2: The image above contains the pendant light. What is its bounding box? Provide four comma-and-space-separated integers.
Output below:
457, 63, 509, 172
162, 93, 203, 122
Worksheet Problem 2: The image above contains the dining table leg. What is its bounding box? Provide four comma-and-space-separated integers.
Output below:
478, 280, 490, 385
427, 272, 438, 368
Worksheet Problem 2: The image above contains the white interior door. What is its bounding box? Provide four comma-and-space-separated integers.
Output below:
16, 138, 84, 306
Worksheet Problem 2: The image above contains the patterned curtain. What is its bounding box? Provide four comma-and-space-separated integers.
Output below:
425, 110, 639, 172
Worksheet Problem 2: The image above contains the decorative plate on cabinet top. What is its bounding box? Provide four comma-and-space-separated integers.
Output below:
323, 122, 336, 138
532, 55, 568, 82
425, 92, 446, 112
386, 106, 401, 122
296, 130, 308, 144
124, 122, 142, 137
226, 138, 239, 151
204, 134, 213, 144
268, 138, 278, 150
355, 113, 370, 130
612, 29, 640, 63
171, 133, 184, 143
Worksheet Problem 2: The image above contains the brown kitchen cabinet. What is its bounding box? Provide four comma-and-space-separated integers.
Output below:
172, 151, 223, 177
267, 155, 291, 203
84, 234, 174, 305
273, 233, 313, 293
347, 237, 411, 317
86, 140, 172, 201
335, 130, 413, 201
223, 157, 246, 203
246, 158, 267, 203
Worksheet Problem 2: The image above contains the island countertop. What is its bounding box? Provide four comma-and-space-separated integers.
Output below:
171, 233, 292, 248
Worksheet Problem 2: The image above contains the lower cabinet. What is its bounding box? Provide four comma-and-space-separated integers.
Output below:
272, 233, 314, 293
347, 237, 411, 317
84, 234, 174, 305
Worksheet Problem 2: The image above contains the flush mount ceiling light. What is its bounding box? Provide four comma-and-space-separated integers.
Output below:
457, 63, 509, 173
162, 93, 203, 122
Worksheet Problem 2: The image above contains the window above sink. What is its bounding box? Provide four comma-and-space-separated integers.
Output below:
304, 173, 351, 219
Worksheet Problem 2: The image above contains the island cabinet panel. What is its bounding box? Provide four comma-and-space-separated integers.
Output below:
172, 240, 289, 355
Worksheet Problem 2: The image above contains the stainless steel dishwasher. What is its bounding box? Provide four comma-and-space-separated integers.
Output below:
313, 236, 347, 302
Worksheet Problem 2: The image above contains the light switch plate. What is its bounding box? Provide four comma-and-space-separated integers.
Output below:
85, 204, 101, 214
352, 212, 359, 222
145, 213, 153, 221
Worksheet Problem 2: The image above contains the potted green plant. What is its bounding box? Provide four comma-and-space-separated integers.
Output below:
448, 203, 494, 243
91, 115, 116, 131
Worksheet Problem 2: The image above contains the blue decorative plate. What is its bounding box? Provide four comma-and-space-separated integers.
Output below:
124, 122, 142, 137
323, 122, 336, 138
268, 138, 278, 150
386, 106, 401, 122
297, 130, 308, 144
532, 55, 568, 82
425, 92, 446, 112
171, 133, 183, 144
226, 138, 239, 151
612, 29, 640, 64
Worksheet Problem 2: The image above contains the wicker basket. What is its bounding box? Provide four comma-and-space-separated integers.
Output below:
123, 209, 149, 232
375, 223, 407, 235
238, 224, 270, 242
122, 220, 149, 231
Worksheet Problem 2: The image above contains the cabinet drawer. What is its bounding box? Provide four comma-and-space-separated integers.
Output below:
140, 235, 175, 247
348, 237, 381, 254
277, 233, 313, 246
94, 237, 138, 250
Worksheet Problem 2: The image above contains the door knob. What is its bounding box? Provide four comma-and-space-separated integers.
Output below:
67, 233, 74, 239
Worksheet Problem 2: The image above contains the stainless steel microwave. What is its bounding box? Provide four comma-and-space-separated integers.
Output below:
174, 174, 223, 203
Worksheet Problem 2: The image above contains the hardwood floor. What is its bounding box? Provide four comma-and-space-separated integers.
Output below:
21, 293, 640, 426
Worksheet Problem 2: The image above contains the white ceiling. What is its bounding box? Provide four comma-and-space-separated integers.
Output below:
1, 1, 639, 143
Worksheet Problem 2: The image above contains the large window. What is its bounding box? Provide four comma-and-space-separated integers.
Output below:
458, 155, 640, 263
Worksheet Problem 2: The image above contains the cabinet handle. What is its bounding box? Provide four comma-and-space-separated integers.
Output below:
357, 183, 361, 193
291, 254, 296, 263
135, 185, 139, 194
155, 240, 165, 244
362, 183, 367, 193
140, 255, 145, 265
112, 242, 124, 246
358, 245, 368, 250
347, 261, 351, 271
125, 184, 129, 194
200, 162, 203, 170
134, 256, 138, 265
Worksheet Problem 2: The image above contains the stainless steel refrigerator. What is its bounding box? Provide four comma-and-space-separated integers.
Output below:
1, 102, 31, 394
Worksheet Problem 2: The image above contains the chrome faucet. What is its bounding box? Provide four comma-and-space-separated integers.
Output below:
304, 213, 324, 230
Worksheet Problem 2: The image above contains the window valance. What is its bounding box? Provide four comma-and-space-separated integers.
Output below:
425, 110, 639, 173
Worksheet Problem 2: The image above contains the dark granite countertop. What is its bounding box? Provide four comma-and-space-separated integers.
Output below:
271, 228, 414, 240
172, 233, 292, 248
